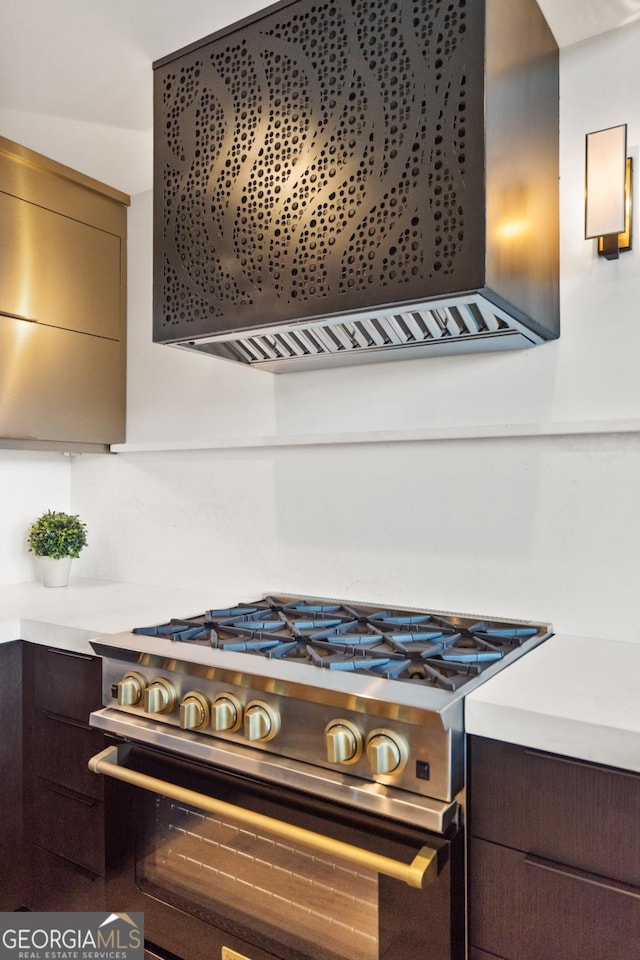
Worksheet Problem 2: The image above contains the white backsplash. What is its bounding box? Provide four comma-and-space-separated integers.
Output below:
0, 451, 71, 586
69, 433, 640, 643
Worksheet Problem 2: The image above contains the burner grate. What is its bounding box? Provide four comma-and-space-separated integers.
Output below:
132, 598, 549, 692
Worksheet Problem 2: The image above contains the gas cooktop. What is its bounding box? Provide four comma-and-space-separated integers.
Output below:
131, 594, 551, 694
91, 594, 552, 809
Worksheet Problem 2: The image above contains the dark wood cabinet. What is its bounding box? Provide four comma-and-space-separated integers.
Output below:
0, 641, 25, 910
32, 847, 106, 914
468, 949, 507, 960
33, 645, 103, 721
468, 736, 640, 960
33, 781, 105, 874
33, 710, 104, 798
24, 644, 106, 911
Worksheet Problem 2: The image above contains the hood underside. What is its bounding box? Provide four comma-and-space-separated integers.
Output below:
172, 291, 548, 372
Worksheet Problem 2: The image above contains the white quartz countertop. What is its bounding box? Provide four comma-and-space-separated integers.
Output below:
465, 632, 640, 774
0, 578, 242, 654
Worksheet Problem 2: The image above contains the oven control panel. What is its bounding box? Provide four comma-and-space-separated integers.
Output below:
102, 659, 460, 801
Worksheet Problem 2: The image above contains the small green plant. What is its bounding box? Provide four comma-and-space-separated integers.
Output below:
28, 510, 88, 559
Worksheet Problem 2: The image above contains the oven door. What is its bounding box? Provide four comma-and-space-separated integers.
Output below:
91, 740, 463, 960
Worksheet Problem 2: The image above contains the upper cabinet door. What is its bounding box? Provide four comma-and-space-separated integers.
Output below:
0, 136, 129, 451
0, 191, 122, 341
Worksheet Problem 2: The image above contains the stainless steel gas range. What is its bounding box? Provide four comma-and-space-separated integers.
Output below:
88, 594, 552, 960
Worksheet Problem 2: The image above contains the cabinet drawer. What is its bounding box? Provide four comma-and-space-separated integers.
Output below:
33, 646, 102, 721
469, 736, 640, 886
33, 710, 104, 799
33, 780, 104, 875
469, 837, 640, 960
32, 847, 105, 912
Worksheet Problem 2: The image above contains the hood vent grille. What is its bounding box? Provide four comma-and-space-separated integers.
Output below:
154, 0, 559, 372
174, 294, 544, 372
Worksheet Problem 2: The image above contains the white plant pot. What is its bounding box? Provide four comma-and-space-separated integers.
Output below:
39, 555, 72, 588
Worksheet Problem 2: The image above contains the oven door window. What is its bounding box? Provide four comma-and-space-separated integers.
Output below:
137, 792, 377, 960
125, 748, 447, 960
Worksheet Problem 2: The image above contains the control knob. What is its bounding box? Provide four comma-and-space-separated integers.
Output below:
365, 729, 408, 776
179, 691, 210, 730
116, 671, 146, 707
143, 677, 178, 715
212, 692, 243, 732
325, 719, 362, 765
244, 700, 280, 742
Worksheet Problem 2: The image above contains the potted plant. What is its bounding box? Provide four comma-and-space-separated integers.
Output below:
28, 510, 88, 587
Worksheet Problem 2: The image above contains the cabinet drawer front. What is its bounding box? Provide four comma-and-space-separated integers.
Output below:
33, 781, 104, 875
33, 646, 102, 721
469, 736, 640, 886
32, 847, 105, 912
34, 710, 104, 799
469, 838, 640, 960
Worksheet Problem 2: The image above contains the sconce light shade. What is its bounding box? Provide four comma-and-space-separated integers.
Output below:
585, 124, 632, 260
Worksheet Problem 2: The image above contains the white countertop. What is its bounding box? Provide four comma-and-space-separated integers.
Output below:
1, 580, 638, 775
465, 632, 640, 774
0, 577, 242, 654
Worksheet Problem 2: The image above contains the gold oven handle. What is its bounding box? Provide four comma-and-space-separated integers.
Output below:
89, 744, 438, 890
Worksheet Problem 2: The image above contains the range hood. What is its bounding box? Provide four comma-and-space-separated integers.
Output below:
153, 0, 559, 373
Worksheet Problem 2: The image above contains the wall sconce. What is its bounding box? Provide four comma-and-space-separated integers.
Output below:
585, 123, 633, 260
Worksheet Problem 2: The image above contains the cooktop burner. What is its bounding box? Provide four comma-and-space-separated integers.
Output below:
133, 596, 545, 692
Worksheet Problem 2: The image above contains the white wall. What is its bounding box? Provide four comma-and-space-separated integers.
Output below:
71, 433, 640, 641
0, 451, 71, 584
124, 191, 277, 444
0, 107, 153, 197
70, 22, 640, 642
5, 19, 640, 643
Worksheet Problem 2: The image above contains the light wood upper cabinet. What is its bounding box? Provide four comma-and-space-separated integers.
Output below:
0, 137, 129, 451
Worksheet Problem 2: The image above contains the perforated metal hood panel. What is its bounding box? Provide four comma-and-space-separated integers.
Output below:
153, 0, 559, 371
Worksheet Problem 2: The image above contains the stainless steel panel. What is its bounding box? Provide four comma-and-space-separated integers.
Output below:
90, 709, 458, 834
0, 191, 122, 340
94, 647, 462, 802
171, 292, 542, 371
175, 327, 538, 372
0, 316, 125, 444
